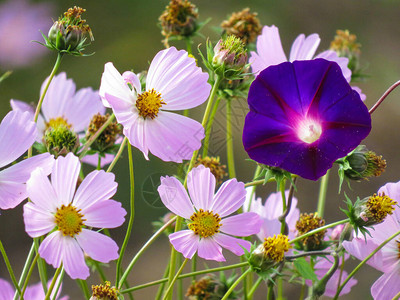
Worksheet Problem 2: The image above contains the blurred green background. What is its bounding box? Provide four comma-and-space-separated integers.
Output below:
1, 0, 400, 299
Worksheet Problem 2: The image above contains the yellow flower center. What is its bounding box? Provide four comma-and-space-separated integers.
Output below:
135, 88, 166, 119
91, 281, 118, 300
366, 192, 397, 223
297, 118, 322, 144
46, 117, 72, 130
263, 234, 291, 262
55, 204, 85, 237
188, 209, 221, 238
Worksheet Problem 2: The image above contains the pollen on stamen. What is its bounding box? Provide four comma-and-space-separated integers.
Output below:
263, 234, 291, 262
135, 88, 166, 119
55, 204, 86, 237
46, 117, 72, 130
188, 209, 221, 238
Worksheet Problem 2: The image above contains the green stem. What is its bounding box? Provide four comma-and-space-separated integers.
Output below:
333, 230, 400, 299
13, 243, 36, 300
221, 268, 251, 300
177, 254, 183, 300
267, 284, 275, 300
106, 136, 128, 173
185, 38, 192, 55
290, 219, 349, 245
34, 238, 48, 293
392, 291, 400, 300
76, 279, 90, 299
97, 154, 102, 170
163, 258, 188, 300
277, 277, 284, 299
44, 265, 62, 300
28, 53, 63, 157
118, 216, 177, 289
202, 97, 221, 157
0, 240, 21, 296
121, 262, 248, 294
247, 277, 263, 299
317, 170, 330, 218
21, 252, 39, 299
116, 144, 135, 288
93, 260, 107, 282
226, 99, 236, 179
279, 179, 287, 234
79, 114, 115, 159
191, 254, 197, 282
155, 263, 170, 300
51, 268, 64, 300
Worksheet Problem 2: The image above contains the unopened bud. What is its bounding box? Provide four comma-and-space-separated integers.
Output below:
295, 213, 327, 251
354, 193, 397, 227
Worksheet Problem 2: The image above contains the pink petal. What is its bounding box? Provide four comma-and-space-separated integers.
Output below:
220, 212, 262, 237
0, 278, 14, 299
0, 110, 37, 167
73, 170, 117, 211
146, 47, 211, 111
210, 178, 246, 217
144, 111, 204, 163
371, 268, 400, 300
158, 175, 194, 219
169, 230, 199, 259
122, 71, 142, 94
324, 269, 357, 297
187, 165, 215, 211
100, 62, 136, 108
76, 229, 119, 262
0, 181, 27, 209
315, 50, 351, 82
342, 238, 385, 272
289, 33, 320, 61
39, 231, 64, 269
51, 154, 80, 206
61, 236, 89, 279
82, 199, 126, 228
197, 238, 225, 262
257, 219, 282, 241
27, 167, 58, 212
250, 25, 287, 74
81, 153, 115, 168
23, 202, 55, 237
352, 86, 366, 101
10, 99, 46, 139
213, 233, 251, 256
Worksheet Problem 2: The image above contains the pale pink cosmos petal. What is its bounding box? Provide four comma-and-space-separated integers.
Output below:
146, 47, 211, 111
10, 99, 46, 139
122, 71, 142, 94
289, 33, 320, 61
197, 238, 225, 262
220, 212, 262, 236
81, 153, 116, 168
41, 73, 76, 122
352, 86, 366, 101
144, 111, 204, 163
0, 110, 36, 167
169, 230, 199, 259
23, 202, 55, 237
76, 229, 119, 262
24, 278, 69, 300
342, 238, 385, 272
158, 176, 194, 219
243, 190, 264, 216
257, 219, 282, 241
211, 178, 246, 217
378, 180, 400, 221
371, 268, 400, 300
0, 181, 27, 209
187, 165, 215, 211
73, 170, 117, 211
61, 236, 90, 279
315, 50, 351, 82
0, 278, 14, 299
26, 168, 58, 212
100, 62, 136, 108
81, 200, 126, 228
213, 233, 251, 256
51, 154, 80, 206
39, 231, 64, 269
249, 25, 287, 74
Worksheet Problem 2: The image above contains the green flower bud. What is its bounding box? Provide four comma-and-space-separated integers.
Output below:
212, 35, 247, 73
344, 145, 386, 180
44, 122, 79, 158
354, 193, 397, 227
186, 274, 239, 300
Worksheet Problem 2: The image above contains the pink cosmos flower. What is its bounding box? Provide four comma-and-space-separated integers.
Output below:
343, 180, 400, 300
243, 188, 300, 241
23, 153, 126, 279
158, 165, 262, 261
0, 110, 54, 209
0, 277, 68, 300
100, 47, 211, 163
10, 72, 111, 166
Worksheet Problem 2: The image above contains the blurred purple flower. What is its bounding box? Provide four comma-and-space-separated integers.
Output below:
242, 59, 371, 180
0, 0, 53, 69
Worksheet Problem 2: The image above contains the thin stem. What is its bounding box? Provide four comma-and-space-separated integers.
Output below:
106, 136, 128, 173
34, 237, 48, 293
28, 53, 63, 157
21, 252, 39, 299
277, 277, 283, 300
118, 216, 178, 289
177, 254, 183, 300
226, 99, 236, 179
0, 240, 21, 296
76, 279, 91, 299
221, 268, 251, 300
290, 219, 349, 245
191, 254, 197, 282
116, 144, 135, 288
155, 264, 170, 300
244, 175, 297, 188
392, 291, 400, 300
163, 258, 189, 300
202, 97, 221, 157
51, 268, 64, 300
333, 230, 400, 299
44, 265, 62, 300
13, 243, 36, 300
278, 177, 297, 223
93, 260, 107, 282
121, 262, 249, 294
369, 80, 400, 114
267, 284, 274, 300
246, 166, 262, 212
79, 114, 115, 159
279, 179, 287, 234
247, 277, 263, 299
285, 250, 332, 261
317, 170, 330, 218
97, 154, 102, 170
311, 253, 338, 298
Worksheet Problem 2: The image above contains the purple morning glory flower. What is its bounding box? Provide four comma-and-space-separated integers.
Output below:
242, 59, 371, 181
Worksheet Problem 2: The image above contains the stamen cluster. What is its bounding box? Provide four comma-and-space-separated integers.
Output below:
136, 89, 166, 119
90, 281, 118, 300
188, 209, 221, 238
262, 234, 291, 262
295, 213, 326, 250
365, 193, 397, 223
86, 113, 121, 152
55, 204, 85, 237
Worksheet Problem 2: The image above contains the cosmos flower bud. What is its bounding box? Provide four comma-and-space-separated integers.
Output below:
90, 281, 118, 300
86, 113, 121, 153
295, 213, 327, 251
213, 35, 247, 72
186, 274, 238, 300
221, 8, 262, 45
46, 6, 93, 55
44, 121, 79, 158
354, 193, 397, 227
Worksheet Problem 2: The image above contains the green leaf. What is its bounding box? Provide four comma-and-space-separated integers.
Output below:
293, 257, 318, 281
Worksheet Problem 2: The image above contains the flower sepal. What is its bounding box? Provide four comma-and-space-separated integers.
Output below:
246, 243, 282, 277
